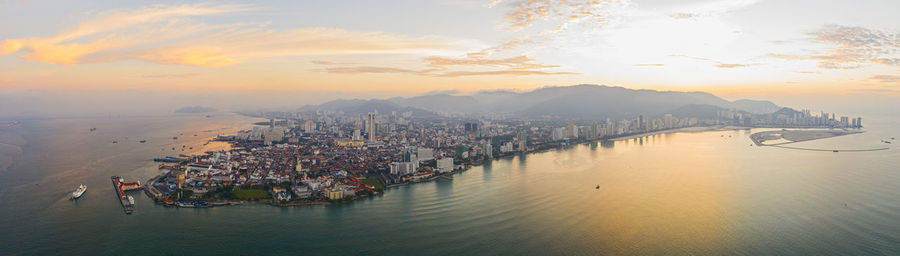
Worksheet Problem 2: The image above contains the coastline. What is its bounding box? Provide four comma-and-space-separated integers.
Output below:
140, 124, 861, 209
608, 126, 749, 142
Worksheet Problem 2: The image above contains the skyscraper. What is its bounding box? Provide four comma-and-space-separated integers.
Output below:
517, 131, 527, 152
367, 112, 377, 142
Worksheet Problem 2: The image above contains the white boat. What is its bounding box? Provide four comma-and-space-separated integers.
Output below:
127, 195, 135, 205
71, 184, 87, 200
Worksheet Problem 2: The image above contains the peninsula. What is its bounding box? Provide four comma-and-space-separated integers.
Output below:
142, 85, 867, 208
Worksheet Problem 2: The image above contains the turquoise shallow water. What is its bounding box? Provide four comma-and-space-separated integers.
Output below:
1, 114, 898, 255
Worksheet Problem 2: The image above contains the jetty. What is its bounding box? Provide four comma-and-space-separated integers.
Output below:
111, 176, 140, 214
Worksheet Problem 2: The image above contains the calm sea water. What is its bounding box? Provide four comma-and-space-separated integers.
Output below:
1, 114, 898, 255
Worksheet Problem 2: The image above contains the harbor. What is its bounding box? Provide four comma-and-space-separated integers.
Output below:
110, 176, 141, 214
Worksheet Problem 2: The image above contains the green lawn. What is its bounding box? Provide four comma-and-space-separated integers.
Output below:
361, 178, 384, 191
232, 189, 270, 200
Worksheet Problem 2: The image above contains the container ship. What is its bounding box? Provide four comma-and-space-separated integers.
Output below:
70, 184, 87, 200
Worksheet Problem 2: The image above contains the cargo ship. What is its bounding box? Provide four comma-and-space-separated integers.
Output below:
111, 176, 135, 214
70, 184, 87, 200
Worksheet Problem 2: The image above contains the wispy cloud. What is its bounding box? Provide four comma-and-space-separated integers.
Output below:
497, 0, 625, 31
317, 66, 435, 76
669, 54, 756, 68
436, 70, 578, 77
669, 0, 761, 20
311, 60, 362, 66
143, 73, 201, 79
484, 0, 628, 53
0, 3, 470, 67
767, 25, 899, 69
869, 75, 900, 83
669, 54, 712, 61
312, 54, 578, 77
634, 63, 664, 67
714, 63, 752, 68
424, 55, 559, 70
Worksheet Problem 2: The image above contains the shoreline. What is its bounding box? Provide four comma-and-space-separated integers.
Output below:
140, 124, 870, 209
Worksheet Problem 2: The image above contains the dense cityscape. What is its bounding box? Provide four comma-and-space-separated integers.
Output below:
144, 107, 863, 207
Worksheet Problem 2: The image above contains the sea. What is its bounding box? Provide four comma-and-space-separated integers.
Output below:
0, 113, 898, 255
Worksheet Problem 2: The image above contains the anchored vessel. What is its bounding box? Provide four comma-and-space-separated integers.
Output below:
70, 184, 87, 200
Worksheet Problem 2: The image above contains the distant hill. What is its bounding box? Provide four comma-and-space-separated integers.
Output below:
730, 99, 781, 114
666, 104, 732, 119
175, 106, 216, 114
771, 107, 802, 117
298, 99, 436, 116
301, 84, 782, 119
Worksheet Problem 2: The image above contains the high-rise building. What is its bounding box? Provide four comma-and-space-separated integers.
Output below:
517, 131, 527, 152
367, 112, 377, 142
437, 158, 454, 173
638, 115, 644, 131
566, 124, 578, 138
417, 147, 434, 162
352, 129, 362, 141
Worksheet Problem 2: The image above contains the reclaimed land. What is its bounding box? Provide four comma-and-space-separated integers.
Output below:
750, 129, 863, 146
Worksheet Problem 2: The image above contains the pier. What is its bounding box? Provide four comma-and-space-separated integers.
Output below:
111, 176, 135, 214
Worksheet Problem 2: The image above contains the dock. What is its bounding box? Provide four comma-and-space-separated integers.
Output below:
111, 176, 135, 214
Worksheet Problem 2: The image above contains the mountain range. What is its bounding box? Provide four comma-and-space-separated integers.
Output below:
299, 84, 782, 119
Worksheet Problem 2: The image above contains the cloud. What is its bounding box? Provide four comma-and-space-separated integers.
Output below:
634, 63, 664, 67
670, 0, 761, 20
668, 54, 712, 61
316, 66, 434, 75
794, 71, 820, 74
0, 3, 470, 67
714, 63, 752, 68
313, 54, 578, 77
669, 54, 755, 68
870, 75, 900, 83
424, 55, 559, 70
498, 0, 626, 31
484, 0, 628, 53
852, 88, 900, 94
766, 25, 899, 69
436, 70, 578, 77
143, 73, 201, 79
311, 60, 362, 66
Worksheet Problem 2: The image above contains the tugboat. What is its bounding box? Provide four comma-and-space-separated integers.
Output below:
70, 184, 87, 200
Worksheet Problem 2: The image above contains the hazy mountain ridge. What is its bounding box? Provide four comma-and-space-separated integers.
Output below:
298, 99, 436, 116
302, 84, 781, 119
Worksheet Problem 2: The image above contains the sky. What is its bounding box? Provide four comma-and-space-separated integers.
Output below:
0, 0, 898, 116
